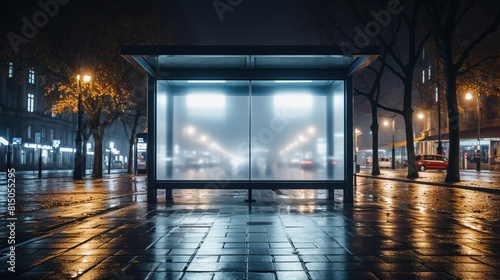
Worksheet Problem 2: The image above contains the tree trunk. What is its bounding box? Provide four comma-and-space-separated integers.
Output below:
404, 111, 418, 178
92, 129, 103, 177
370, 101, 381, 175
444, 68, 461, 182
404, 81, 419, 179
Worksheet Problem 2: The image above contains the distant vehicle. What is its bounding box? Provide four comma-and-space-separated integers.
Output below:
299, 159, 314, 169
416, 154, 448, 171
185, 157, 207, 168
379, 157, 391, 168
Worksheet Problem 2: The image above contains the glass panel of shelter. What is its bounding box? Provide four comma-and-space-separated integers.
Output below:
156, 80, 345, 181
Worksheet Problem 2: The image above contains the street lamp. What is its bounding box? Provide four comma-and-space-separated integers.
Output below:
466, 92, 481, 171
384, 119, 395, 169
0, 137, 9, 180
415, 113, 425, 155
73, 74, 91, 180
108, 142, 114, 174
354, 129, 363, 173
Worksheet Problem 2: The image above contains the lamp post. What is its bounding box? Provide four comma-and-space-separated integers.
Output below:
0, 137, 9, 180
73, 75, 83, 180
417, 113, 424, 155
466, 92, 481, 171
354, 129, 362, 173
108, 142, 114, 174
384, 119, 395, 169
73, 75, 91, 180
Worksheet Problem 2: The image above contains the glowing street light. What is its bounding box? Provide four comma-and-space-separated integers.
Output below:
73, 74, 91, 180
354, 129, 362, 153
466, 92, 481, 171
354, 129, 363, 174
384, 119, 395, 169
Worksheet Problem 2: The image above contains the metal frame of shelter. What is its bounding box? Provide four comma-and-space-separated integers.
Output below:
122, 46, 379, 204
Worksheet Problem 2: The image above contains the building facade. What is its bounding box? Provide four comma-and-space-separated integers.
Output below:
1, 62, 77, 171
416, 47, 500, 171
1, 62, 131, 172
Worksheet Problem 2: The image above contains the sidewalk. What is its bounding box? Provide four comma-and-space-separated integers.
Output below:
0, 169, 129, 183
357, 168, 500, 194
1, 172, 500, 279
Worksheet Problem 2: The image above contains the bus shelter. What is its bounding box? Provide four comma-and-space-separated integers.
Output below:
122, 46, 378, 203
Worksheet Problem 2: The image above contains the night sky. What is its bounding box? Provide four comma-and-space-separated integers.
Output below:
1, 0, 312, 46
175, 0, 309, 45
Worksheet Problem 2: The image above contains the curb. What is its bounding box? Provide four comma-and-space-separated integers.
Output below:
357, 174, 500, 195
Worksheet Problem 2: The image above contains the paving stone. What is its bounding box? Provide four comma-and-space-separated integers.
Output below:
248, 262, 275, 272
6, 185, 500, 279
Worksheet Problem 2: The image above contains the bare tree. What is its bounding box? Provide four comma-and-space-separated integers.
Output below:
425, 0, 500, 182
298, 0, 430, 178
354, 50, 389, 175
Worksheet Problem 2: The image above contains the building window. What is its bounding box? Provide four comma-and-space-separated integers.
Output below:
50, 129, 54, 142
428, 67, 431, 80
8, 62, 13, 78
27, 125, 32, 139
422, 70, 426, 83
28, 93, 35, 112
28, 69, 35, 84
51, 105, 57, 118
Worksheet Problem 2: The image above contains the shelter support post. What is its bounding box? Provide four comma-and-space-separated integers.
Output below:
147, 75, 157, 203
245, 189, 256, 202
344, 77, 354, 203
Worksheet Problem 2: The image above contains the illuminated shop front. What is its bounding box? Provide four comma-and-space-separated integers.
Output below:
122, 46, 378, 203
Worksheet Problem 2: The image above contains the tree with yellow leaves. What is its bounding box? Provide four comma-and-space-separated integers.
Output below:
4, 0, 193, 177
49, 74, 129, 177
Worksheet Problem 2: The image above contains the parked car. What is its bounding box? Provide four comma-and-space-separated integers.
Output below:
416, 154, 448, 171
379, 157, 391, 168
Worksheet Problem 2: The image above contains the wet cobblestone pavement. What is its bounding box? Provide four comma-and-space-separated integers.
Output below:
359, 168, 500, 192
1, 173, 500, 279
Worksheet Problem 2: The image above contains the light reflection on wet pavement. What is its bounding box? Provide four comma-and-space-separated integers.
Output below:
0, 173, 499, 279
